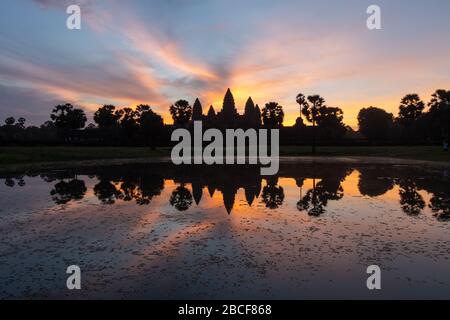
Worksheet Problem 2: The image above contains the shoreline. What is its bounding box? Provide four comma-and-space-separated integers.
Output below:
1, 155, 449, 175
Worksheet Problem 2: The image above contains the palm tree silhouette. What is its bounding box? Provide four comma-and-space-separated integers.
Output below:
296, 94, 325, 154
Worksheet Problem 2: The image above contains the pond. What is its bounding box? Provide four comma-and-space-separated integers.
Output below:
0, 161, 449, 299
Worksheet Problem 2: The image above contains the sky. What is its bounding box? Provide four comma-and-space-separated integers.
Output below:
0, 0, 449, 128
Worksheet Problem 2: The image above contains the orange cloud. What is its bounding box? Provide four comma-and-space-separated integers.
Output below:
121, 20, 218, 81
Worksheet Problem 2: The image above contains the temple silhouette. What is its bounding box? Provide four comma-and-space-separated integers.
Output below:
188, 88, 262, 129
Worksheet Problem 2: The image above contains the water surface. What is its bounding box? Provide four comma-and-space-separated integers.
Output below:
0, 162, 449, 299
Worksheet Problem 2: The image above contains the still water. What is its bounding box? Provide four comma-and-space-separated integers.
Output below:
0, 162, 449, 299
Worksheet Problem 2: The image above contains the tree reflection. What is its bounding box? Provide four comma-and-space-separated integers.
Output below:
296, 168, 347, 216
297, 178, 325, 216
4, 178, 15, 187
120, 180, 139, 202
137, 175, 164, 205
18, 178, 26, 187
429, 192, 450, 221
262, 177, 285, 209
4, 176, 25, 187
114, 174, 164, 205
170, 184, 193, 211
94, 179, 123, 204
398, 180, 425, 216
50, 179, 87, 204
358, 167, 394, 197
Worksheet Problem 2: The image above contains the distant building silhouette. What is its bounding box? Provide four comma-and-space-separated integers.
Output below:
219, 88, 239, 128
206, 105, 217, 127
193, 89, 262, 129
192, 98, 203, 121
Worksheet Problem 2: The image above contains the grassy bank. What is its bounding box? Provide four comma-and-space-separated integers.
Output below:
0, 146, 171, 165
0, 146, 449, 166
280, 146, 450, 162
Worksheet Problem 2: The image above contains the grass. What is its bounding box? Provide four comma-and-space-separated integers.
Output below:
279, 145, 450, 162
0, 145, 449, 166
0, 146, 171, 165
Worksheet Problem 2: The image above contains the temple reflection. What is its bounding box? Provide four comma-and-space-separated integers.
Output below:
1, 163, 448, 220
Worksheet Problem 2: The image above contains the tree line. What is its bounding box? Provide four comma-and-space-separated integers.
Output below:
0, 88, 449, 146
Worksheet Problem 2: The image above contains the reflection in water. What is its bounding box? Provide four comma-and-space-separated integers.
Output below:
4, 176, 25, 188
170, 185, 193, 211
93, 173, 164, 205
297, 166, 349, 216
94, 179, 123, 204
1, 163, 448, 219
358, 167, 394, 197
297, 178, 325, 216
398, 179, 425, 216
1, 162, 449, 299
50, 179, 87, 205
430, 192, 450, 221
262, 177, 284, 209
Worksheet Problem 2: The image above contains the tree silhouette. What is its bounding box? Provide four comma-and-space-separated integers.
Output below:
41, 121, 56, 130
170, 185, 193, 211
315, 106, 346, 139
357, 107, 393, 142
94, 105, 123, 128
17, 117, 26, 129
428, 89, 450, 140
170, 100, 192, 127
136, 104, 164, 149
261, 102, 284, 128
50, 104, 87, 134
192, 98, 203, 121
5, 117, 15, 126
119, 107, 138, 140
397, 94, 424, 128
296, 94, 325, 154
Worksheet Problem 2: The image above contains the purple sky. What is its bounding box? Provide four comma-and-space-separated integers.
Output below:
1, 0, 450, 127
